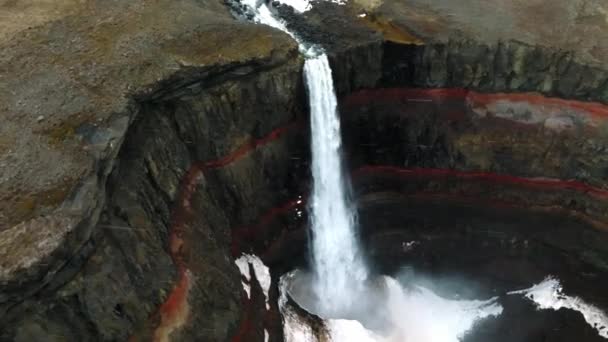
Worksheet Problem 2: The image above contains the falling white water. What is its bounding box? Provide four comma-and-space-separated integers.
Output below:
304, 54, 367, 316
240, 0, 367, 317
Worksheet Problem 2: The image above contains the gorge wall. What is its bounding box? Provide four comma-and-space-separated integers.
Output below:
2, 0, 608, 341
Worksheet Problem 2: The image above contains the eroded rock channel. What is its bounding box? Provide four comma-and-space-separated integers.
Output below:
2, 0, 608, 341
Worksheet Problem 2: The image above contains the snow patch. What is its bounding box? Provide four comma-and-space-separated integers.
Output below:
275, 0, 347, 13
510, 277, 608, 339
241, 281, 251, 299
235, 254, 272, 309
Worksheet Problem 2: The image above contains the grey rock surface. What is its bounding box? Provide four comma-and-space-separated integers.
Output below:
0, 0, 300, 339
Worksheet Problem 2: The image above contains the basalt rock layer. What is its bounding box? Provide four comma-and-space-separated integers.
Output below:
3, 0, 608, 341
0, 0, 307, 340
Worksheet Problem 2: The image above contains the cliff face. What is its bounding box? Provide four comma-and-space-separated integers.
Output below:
98, 57, 306, 342
3, 0, 608, 341
1, 37, 305, 342
0, 0, 308, 340
360, 0, 608, 102
381, 41, 608, 102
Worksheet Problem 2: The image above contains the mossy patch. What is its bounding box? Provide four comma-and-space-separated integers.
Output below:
2, 179, 75, 230
0, 135, 13, 157
358, 14, 424, 45
12, 197, 37, 225
36, 112, 94, 147
162, 25, 296, 67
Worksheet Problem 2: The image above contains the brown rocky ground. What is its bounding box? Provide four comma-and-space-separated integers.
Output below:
0, 0, 295, 311
0, 0, 303, 340
0, 0, 85, 41
356, 0, 608, 68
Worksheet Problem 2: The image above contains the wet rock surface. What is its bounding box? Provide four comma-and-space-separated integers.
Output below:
380, 40, 608, 102
341, 89, 608, 226
359, 196, 608, 342
240, 179, 608, 341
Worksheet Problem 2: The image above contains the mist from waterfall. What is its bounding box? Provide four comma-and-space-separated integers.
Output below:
304, 54, 368, 317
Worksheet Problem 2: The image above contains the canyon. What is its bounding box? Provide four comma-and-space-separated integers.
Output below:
1, 0, 608, 341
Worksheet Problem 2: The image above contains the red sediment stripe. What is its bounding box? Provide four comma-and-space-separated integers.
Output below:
142, 122, 298, 341
226, 165, 608, 340
204, 123, 300, 169
232, 166, 608, 258
468, 92, 608, 119
230, 292, 255, 342
157, 267, 190, 319
342, 88, 469, 107
353, 166, 608, 199
343, 88, 608, 120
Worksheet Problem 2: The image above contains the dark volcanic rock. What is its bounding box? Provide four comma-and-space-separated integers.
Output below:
353, 0, 608, 102
1, 57, 307, 342
277, 1, 384, 95
381, 40, 608, 102
0, 0, 307, 340
340, 89, 608, 226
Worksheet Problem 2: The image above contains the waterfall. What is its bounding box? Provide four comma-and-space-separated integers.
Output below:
304, 54, 367, 316
239, 0, 367, 316
234, 5, 608, 342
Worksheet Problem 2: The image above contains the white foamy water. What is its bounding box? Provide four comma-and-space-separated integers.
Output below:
380, 277, 502, 342
240, 0, 293, 35
271, 0, 346, 13
510, 277, 608, 339
280, 272, 504, 342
